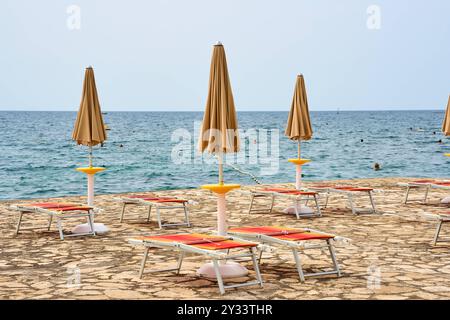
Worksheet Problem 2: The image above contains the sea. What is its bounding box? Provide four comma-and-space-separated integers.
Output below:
0, 110, 448, 200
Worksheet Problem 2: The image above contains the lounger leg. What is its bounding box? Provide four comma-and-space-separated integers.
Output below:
248, 194, 255, 214
120, 203, 127, 223
87, 211, 96, 235
176, 251, 185, 274
433, 220, 443, 246
183, 204, 190, 227
258, 247, 264, 263
294, 200, 300, 219
15, 212, 24, 235
292, 248, 305, 282
250, 247, 263, 287
56, 218, 64, 240
314, 194, 322, 217
139, 247, 150, 278
348, 195, 357, 215
269, 194, 275, 213
212, 259, 225, 295
47, 214, 53, 231
327, 239, 341, 277
147, 205, 152, 222
368, 191, 377, 214
324, 193, 329, 208
156, 207, 162, 229
404, 186, 411, 204
424, 186, 430, 203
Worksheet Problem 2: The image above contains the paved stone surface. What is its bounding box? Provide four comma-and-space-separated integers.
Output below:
1, 178, 450, 300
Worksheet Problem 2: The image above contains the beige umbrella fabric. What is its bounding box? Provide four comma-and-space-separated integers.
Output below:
72, 67, 107, 148
442, 95, 450, 136
285, 74, 313, 142
198, 43, 240, 155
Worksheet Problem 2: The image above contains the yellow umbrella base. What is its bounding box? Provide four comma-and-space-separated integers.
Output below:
76, 167, 106, 175
201, 184, 240, 194
288, 158, 311, 165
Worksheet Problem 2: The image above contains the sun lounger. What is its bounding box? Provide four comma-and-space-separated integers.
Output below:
10, 202, 96, 240
118, 195, 191, 228
128, 233, 263, 294
308, 185, 377, 215
432, 212, 450, 245
398, 180, 450, 204
246, 188, 321, 218
228, 226, 341, 282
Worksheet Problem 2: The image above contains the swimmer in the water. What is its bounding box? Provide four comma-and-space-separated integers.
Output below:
373, 162, 381, 171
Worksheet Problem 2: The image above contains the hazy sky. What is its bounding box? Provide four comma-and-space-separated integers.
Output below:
1, 0, 449, 111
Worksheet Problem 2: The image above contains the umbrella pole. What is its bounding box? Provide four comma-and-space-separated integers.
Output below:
296, 141, 302, 189
89, 145, 93, 168
218, 151, 224, 185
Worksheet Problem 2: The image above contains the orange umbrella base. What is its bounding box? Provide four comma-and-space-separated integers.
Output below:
201, 184, 240, 194
76, 167, 106, 175
288, 158, 311, 165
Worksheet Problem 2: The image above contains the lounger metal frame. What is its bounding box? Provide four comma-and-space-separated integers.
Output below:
433, 214, 450, 246
128, 236, 263, 295
398, 182, 432, 204
309, 187, 377, 215
228, 228, 341, 282
10, 204, 96, 240
246, 190, 322, 218
119, 197, 191, 228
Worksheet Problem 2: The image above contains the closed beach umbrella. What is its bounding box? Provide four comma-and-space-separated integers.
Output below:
285, 74, 313, 190
441, 95, 450, 204
198, 42, 245, 279
198, 42, 240, 185
72, 66, 107, 166
71, 66, 108, 233
442, 95, 450, 136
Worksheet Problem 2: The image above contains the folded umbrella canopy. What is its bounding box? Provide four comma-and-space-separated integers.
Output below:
442, 95, 450, 136
72, 66, 107, 166
285, 74, 312, 147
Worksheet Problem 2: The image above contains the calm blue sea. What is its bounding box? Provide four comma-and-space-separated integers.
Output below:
0, 110, 448, 200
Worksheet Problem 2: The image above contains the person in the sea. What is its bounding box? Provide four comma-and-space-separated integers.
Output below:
360, 139, 364, 142
373, 162, 381, 171
438, 139, 443, 144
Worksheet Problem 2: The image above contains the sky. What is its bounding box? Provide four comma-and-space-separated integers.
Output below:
0, 0, 449, 111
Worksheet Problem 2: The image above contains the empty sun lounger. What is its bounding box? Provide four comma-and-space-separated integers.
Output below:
118, 195, 191, 228
398, 180, 450, 204
128, 233, 263, 295
308, 185, 377, 215
228, 226, 341, 282
246, 188, 321, 218
10, 202, 96, 240
432, 212, 450, 246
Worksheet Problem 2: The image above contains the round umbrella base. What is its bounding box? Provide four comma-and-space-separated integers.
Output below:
441, 197, 450, 204
283, 205, 314, 215
72, 223, 109, 234
197, 261, 249, 279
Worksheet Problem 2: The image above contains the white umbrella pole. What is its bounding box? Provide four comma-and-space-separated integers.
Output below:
296, 141, 302, 190
89, 145, 93, 168
217, 151, 227, 235
218, 152, 224, 185
217, 194, 227, 236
